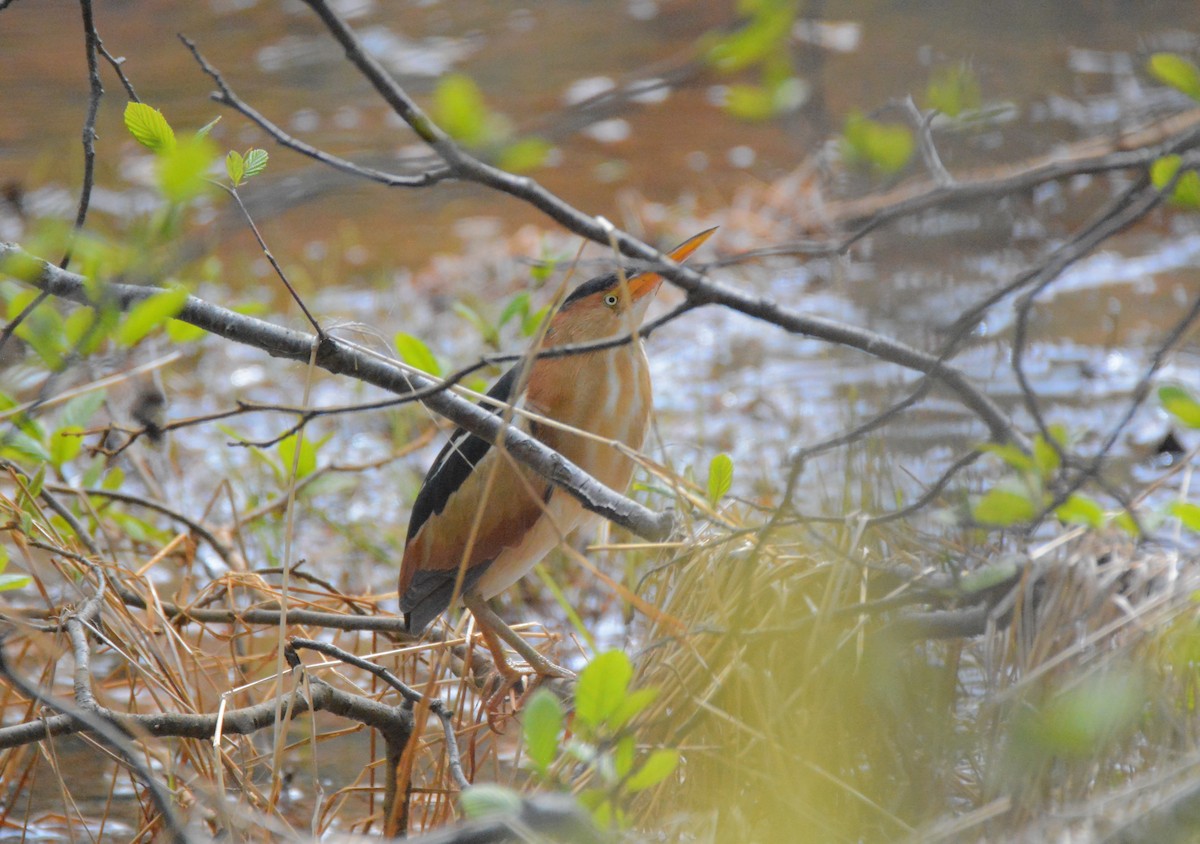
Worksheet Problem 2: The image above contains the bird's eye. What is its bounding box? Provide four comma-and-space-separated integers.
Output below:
603, 293, 619, 307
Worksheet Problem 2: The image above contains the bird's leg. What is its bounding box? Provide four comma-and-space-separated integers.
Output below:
475, 619, 525, 705
463, 593, 576, 681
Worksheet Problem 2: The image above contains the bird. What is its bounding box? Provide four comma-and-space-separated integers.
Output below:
398, 229, 715, 685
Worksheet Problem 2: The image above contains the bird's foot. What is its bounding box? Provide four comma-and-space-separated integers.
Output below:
482, 657, 576, 730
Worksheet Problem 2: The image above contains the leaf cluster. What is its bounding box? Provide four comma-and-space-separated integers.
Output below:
509, 651, 678, 830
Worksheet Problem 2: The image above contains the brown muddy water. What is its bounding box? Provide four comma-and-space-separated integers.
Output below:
2, 0, 1200, 838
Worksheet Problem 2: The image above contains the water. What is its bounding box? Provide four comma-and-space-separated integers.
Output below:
3, 0, 1200, 836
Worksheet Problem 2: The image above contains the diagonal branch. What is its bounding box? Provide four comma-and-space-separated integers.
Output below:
223, 0, 1019, 446
0, 244, 674, 542
180, 35, 448, 189
0, 622, 190, 842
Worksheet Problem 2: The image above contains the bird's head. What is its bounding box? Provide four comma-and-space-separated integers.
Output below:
544, 228, 716, 345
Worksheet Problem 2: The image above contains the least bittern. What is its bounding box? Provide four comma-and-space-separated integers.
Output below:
399, 229, 714, 685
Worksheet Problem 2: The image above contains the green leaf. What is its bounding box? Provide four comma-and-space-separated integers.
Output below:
626, 749, 679, 792
706, 453, 734, 506
62, 307, 94, 349
613, 735, 637, 779
704, 1, 796, 72
195, 116, 221, 139
124, 102, 177, 153
972, 488, 1037, 526
8, 291, 65, 367
926, 64, 982, 117
278, 433, 318, 480
522, 688, 564, 776
1055, 494, 1105, 529
958, 558, 1021, 595
242, 148, 269, 179
1032, 435, 1061, 478
459, 784, 522, 819
26, 464, 45, 499
522, 305, 550, 337
433, 74, 489, 146
5, 288, 38, 321
1113, 510, 1140, 537
158, 134, 218, 203
842, 111, 914, 175
1150, 154, 1200, 208
394, 332, 442, 377
1170, 501, 1200, 533
498, 293, 530, 329
166, 319, 207, 343
0, 248, 46, 284
530, 257, 558, 284
1160, 385, 1200, 429
1175, 174, 1200, 209
586, 793, 617, 829
1151, 154, 1183, 192
452, 302, 498, 346
0, 573, 32, 592
225, 150, 245, 187
109, 510, 166, 543
979, 442, 1035, 473
50, 427, 84, 467
81, 455, 105, 488
497, 137, 551, 173
608, 686, 659, 732
1012, 671, 1143, 761
61, 304, 117, 356
575, 650, 633, 731
116, 287, 189, 347
1, 429, 51, 464
1148, 52, 1200, 101
61, 390, 106, 431
725, 84, 776, 121
101, 465, 125, 492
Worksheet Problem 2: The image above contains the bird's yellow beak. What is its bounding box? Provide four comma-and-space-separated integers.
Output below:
626, 227, 717, 299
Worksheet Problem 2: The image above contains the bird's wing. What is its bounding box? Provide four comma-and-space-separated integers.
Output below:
399, 363, 550, 633
404, 364, 521, 545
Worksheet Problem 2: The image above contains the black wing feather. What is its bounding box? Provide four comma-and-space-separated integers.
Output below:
405, 364, 523, 544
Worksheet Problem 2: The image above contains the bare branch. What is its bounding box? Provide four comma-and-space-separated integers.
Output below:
45, 482, 236, 566
0, 625, 190, 843
272, 0, 1016, 445
180, 35, 449, 189
0, 245, 675, 542
289, 638, 470, 791
903, 95, 953, 187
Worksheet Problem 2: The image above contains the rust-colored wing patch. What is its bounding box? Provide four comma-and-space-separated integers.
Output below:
399, 441, 548, 634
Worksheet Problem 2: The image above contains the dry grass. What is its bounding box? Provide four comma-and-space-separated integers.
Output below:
3, 417, 1199, 844
0, 489, 531, 839
628, 507, 1200, 843
5, 444, 1200, 844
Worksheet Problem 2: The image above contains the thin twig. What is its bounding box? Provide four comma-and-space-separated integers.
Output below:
218, 182, 324, 336
289, 638, 470, 791
46, 483, 235, 566
3, 246, 674, 541
0, 0, 107, 448
216, 0, 1018, 446
180, 35, 448, 189
904, 95, 953, 187
0, 632, 191, 844
791, 449, 984, 526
